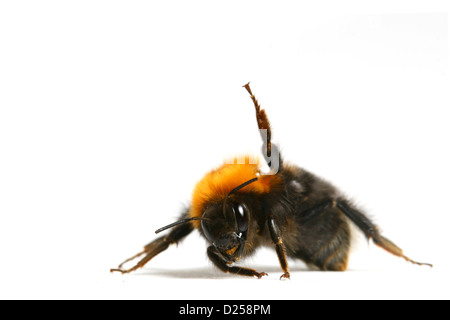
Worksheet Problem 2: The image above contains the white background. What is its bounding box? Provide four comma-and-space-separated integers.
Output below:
0, 1, 449, 300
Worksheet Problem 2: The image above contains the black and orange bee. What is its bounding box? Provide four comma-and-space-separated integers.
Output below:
111, 83, 432, 279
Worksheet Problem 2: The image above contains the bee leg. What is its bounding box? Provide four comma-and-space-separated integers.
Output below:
111, 221, 194, 274
268, 218, 290, 280
207, 246, 268, 279
243, 82, 272, 159
110, 237, 169, 274
336, 199, 433, 267
243, 82, 282, 172
116, 250, 146, 269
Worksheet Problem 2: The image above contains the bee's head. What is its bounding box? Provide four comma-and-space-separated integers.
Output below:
200, 177, 257, 261
155, 177, 258, 262
200, 199, 250, 262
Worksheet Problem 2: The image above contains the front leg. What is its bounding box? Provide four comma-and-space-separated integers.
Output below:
207, 246, 268, 279
268, 218, 290, 280
111, 217, 193, 274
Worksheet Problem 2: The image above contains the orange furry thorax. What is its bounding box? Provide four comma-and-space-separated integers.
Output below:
189, 156, 282, 227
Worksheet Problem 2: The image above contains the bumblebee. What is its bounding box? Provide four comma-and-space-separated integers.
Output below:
111, 83, 432, 279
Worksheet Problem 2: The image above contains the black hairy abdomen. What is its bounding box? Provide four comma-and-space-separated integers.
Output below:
279, 165, 352, 271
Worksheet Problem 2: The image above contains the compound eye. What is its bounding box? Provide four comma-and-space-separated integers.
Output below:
232, 203, 249, 233
201, 206, 221, 244
201, 219, 216, 244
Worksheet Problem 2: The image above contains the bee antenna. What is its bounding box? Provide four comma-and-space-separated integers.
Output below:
223, 177, 259, 216
155, 217, 204, 234
228, 177, 259, 197
157, 179, 259, 234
